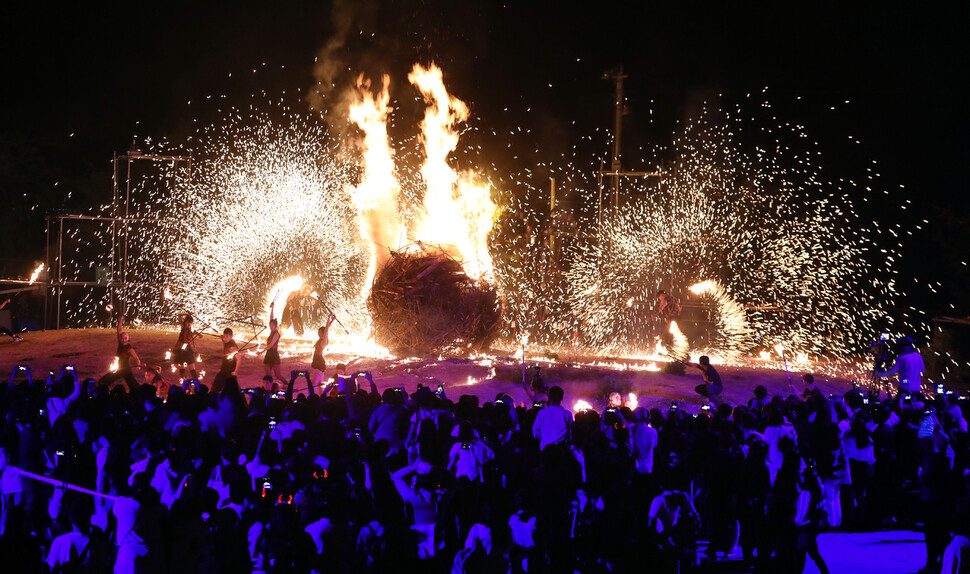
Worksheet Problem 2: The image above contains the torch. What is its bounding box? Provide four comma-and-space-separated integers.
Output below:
3, 264, 45, 298
309, 291, 350, 334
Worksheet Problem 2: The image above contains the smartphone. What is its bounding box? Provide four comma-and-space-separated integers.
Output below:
701, 404, 712, 412
532, 400, 544, 408
903, 395, 913, 404
670, 401, 679, 410
436, 384, 444, 394
260, 477, 273, 491
65, 365, 76, 372
16, 365, 27, 372
880, 333, 890, 341
268, 417, 278, 430
863, 397, 870, 405
937, 384, 944, 394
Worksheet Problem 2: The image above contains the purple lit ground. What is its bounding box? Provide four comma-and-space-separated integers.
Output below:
0, 328, 858, 413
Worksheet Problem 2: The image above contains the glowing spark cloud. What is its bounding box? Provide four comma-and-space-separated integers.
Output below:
51, 63, 915, 378
689, 280, 752, 356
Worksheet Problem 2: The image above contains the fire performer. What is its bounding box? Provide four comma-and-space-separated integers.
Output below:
211, 328, 239, 395
0, 299, 23, 342
654, 290, 682, 320
684, 355, 723, 404
281, 284, 320, 337
100, 313, 141, 391
171, 314, 199, 380
310, 313, 337, 389
652, 290, 682, 346
258, 302, 287, 386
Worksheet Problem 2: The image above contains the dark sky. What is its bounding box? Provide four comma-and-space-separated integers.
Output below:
1, 1, 967, 310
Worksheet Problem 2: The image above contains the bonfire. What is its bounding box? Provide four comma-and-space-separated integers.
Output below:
367, 244, 502, 356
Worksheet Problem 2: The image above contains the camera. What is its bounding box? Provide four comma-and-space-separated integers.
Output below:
867, 336, 895, 371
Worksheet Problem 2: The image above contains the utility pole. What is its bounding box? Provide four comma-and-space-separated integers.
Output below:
595, 67, 662, 234
605, 66, 627, 209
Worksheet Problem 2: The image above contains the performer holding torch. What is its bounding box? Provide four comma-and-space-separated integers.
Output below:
652, 290, 682, 346
172, 314, 199, 380
100, 312, 141, 391
311, 312, 337, 389
211, 328, 240, 394
258, 302, 287, 387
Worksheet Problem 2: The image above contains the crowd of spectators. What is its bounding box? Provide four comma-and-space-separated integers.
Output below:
0, 362, 968, 573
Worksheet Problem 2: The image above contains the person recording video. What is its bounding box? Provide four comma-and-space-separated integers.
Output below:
873, 336, 925, 396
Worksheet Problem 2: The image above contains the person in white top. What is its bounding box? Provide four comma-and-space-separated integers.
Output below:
46, 505, 91, 571
631, 407, 658, 474
46, 368, 82, 427
532, 386, 573, 451
874, 336, 925, 395
448, 422, 494, 482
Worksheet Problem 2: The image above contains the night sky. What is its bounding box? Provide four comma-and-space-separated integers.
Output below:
1, 1, 967, 314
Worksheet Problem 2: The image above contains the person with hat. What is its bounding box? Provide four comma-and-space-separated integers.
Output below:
874, 336, 925, 396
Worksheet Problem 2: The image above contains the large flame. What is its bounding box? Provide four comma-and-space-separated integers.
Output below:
408, 63, 496, 280
28, 263, 44, 284
347, 74, 404, 298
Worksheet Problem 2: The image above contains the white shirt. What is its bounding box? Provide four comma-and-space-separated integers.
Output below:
631, 423, 658, 474
112, 496, 143, 547
448, 441, 494, 482
46, 530, 89, 570
876, 350, 925, 393
532, 404, 573, 450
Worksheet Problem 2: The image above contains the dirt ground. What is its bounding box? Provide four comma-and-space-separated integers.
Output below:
0, 327, 857, 413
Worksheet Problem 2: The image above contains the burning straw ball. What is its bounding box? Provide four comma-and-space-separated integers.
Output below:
367, 244, 502, 356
